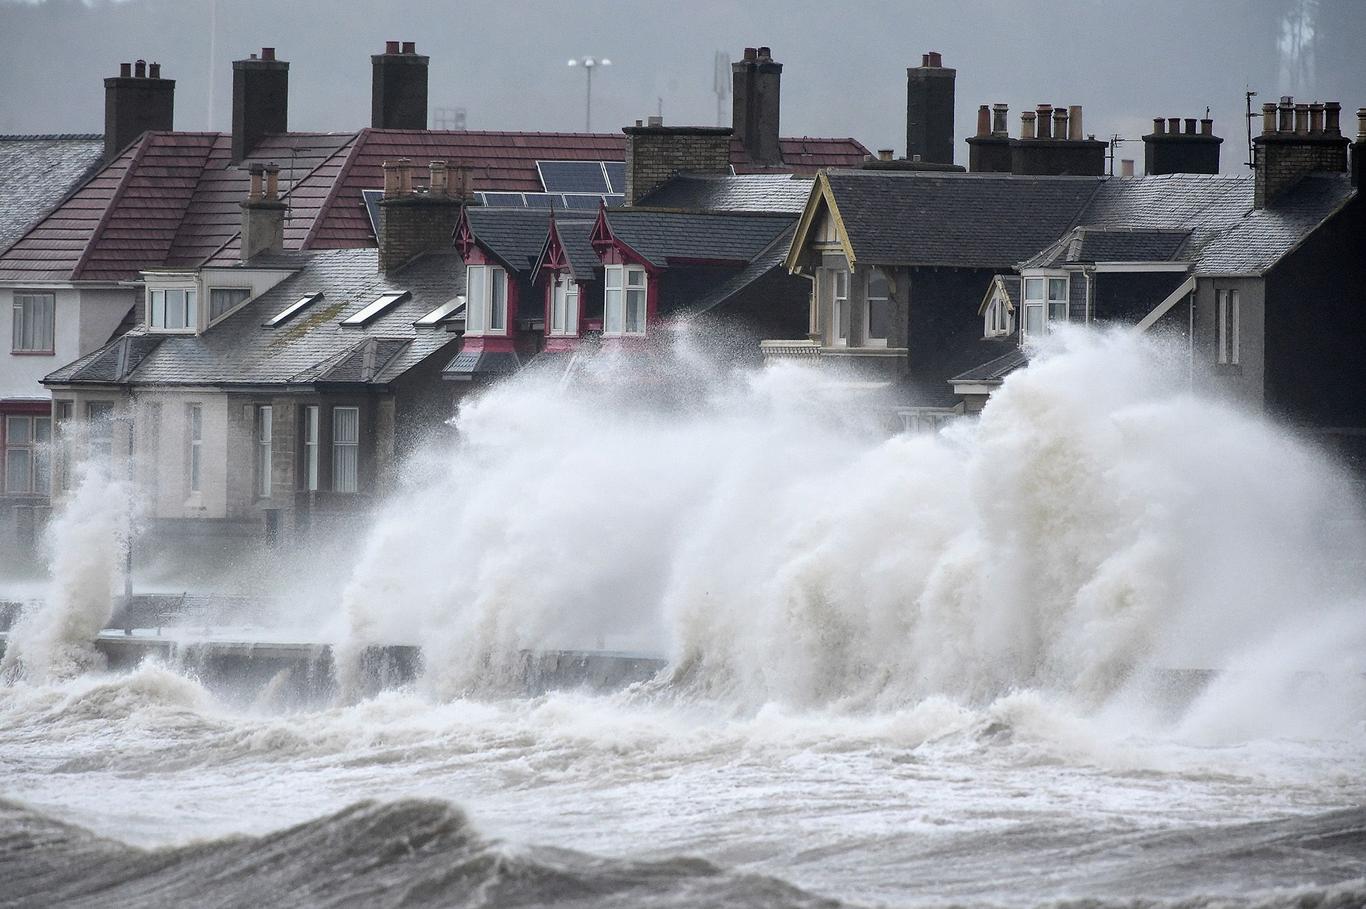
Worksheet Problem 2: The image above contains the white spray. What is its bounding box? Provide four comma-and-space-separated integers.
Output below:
340, 327, 1366, 732
2, 459, 133, 684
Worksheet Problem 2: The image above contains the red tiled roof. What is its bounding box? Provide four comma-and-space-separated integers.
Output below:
0, 127, 868, 281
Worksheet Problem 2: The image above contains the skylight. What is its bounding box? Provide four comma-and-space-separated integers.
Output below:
264, 292, 323, 327
340, 291, 409, 327
414, 295, 465, 326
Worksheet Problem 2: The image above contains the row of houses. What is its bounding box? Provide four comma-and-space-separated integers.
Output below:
1, 41, 1363, 565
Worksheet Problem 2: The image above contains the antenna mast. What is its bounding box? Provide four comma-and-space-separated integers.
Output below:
713, 51, 730, 127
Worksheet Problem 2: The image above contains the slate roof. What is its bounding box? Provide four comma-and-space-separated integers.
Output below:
551, 219, 601, 279
822, 171, 1104, 268
0, 135, 105, 254
1023, 227, 1190, 268
605, 210, 795, 267
44, 248, 462, 388
634, 173, 814, 214
688, 224, 797, 315
949, 347, 1028, 384
464, 207, 557, 274
1, 128, 867, 283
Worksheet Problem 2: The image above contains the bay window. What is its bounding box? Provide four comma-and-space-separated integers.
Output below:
1022, 274, 1068, 342
865, 268, 890, 347
332, 406, 359, 493
4, 415, 50, 495
149, 287, 198, 331
604, 264, 647, 337
551, 275, 579, 336
12, 293, 55, 352
464, 264, 508, 336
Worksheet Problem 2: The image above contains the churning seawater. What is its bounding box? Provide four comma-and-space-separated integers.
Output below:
2, 329, 1364, 908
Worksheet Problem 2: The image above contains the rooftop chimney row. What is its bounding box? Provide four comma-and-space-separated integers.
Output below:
1254, 95, 1350, 207
1143, 114, 1222, 175
103, 59, 175, 162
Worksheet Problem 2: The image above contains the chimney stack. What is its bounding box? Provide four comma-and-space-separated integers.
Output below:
1143, 113, 1222, 175
1254, 96, 1350, 207
1010, 103, 1105, 175
376, 157, 462, 272
231, 48, 289, 164
372, 40, 430, 130
967, 102, 1011, 172
906, 51, 956, 166
622, 121, 732, 204
731, 44, 783, 165
103, 59, 175, 162
240, 162, 286, 261
1351, 107, 1366, 187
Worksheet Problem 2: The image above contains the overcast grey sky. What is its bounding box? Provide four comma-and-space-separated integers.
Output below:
2, 0, 1363, 173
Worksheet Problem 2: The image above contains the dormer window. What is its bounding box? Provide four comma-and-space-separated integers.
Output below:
465, 264, 508, 336
1021, 274, 1069, 342
148, 287, 197, 331
984, 297, 1014, 338
604, 264, 647, 336
550, 275, 579, 336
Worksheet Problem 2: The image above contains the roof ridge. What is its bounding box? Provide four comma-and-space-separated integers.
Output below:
0, 133, 103, 141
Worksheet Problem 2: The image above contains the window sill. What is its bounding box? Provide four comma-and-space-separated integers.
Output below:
10, 350, 55, 356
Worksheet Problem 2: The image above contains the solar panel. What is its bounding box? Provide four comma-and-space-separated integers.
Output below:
603, 162, 627, 193
538, 161, 610, 193
481, 192, 528, 208
523, 193, 559, 209
563, 194, 604, 211
361, 189, 383, 239
264, 293, 323, 327
341, 291, 409, 327
604, 194, 626, 208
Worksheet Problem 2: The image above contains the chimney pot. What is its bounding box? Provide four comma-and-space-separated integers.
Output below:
429, 160, 448, 194
744, 47, 757, 61
247, 162, 265, 201
1184, 117, 1197, 134
1262, 102, 1277, 135
1021, 110, 1036, 140
1294, 102, 1310, 134
1200, 117, 1214, 136
756, 46, 771, 60
1068, 105, 1083, 140
263, 162, 280, 200
1053, 106, 1068, 140
1036, 104, 1053, 140
1325, 101, 1342, 135
976, 104, 990, 137
1121, 159, 1135, 177
134, 59, 146, 78
386, 40, 400, 54
261, 47, 275, 61
921, 53, 930, 67
1278, 97, 1294, 132
1357, 107, 1366, 140
927, 51, 942, 67
148, 62, 160, 79
1167, 117, 1180, 134
120, 62, 131, 78
991, 103, 1008, 135
1309, 102, 1324, 133
877, 148, 894, 161
647, 114, 663, 126
402, 41, 416, 54
1153, 117, 1166, 135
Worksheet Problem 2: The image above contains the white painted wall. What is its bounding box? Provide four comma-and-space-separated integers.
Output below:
0, 286, 135, 403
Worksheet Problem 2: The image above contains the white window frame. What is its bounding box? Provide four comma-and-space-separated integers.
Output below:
255, 405, 272, 498
550, 274, 580, 337
4, 414, 50, 495
187, 403, 203, 495
1048, 276, 1069, 323
208, 287, 251, 323
464, 264, 508, 337
11, 292, 55, 353
984, 295, 1014, 338
864, 268, 890, 348
1217, 288, 1240, 365
54, 401, 73, 492
1021, 272, 1069, 342
831, 269, 849, 347
86, 401, 114, 463
603, 264, 647, 337
303, 405, 319, 492
148, 287, 198, 332
332, 406, 359, 493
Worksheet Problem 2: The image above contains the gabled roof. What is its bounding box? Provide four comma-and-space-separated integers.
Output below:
532, 214, 600, 280
1022, 227, 1190, 268
0, 134, 105, 255
599, 209, 795, 268
44, 248, 461, 388
460, 206, 556, 274
978, 274, 1021, 316
634, 173, 814, 213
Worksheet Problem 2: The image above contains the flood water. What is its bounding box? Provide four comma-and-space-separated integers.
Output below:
2, 330, 1364, 908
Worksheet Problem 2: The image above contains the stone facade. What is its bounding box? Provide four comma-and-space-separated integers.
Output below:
623, 125, 732, 205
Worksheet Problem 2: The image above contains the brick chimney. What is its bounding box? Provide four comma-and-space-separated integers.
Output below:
1009, 102, 1105, 176
622, 120, 733, 205
906, 51, 955, 166
240, 163, 286, 261
731, 46, 783, 166
1254, 96, 1350, 207
232, 48, 289, 164
1353, 108, 1366, 187
372, 40, 429, 130
104, 59, 175, 162
967, 102, 1011, 172
377, 159, 464, 272
1142, 114, 1222, 175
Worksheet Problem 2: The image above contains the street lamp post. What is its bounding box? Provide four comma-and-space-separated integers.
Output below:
567, 56, 611, 132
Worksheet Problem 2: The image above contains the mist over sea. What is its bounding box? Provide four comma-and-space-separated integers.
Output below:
3, 329, 1364, 908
